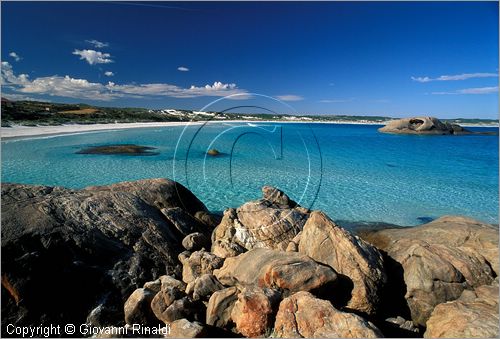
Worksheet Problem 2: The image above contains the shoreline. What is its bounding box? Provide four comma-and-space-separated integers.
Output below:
1, 120, 497, 140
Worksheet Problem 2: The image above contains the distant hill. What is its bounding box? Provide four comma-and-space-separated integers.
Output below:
1, 98, 498, 127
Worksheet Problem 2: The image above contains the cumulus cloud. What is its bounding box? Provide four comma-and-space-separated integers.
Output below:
432, 86, 498, 95
73, 49, 113, 65
1, 62, 247, 101
2, 93, 44, 102
86, 39, 109, 48
9, 52, 21, 62
104, 71, 114, 77
177, 66, 189, 72
412, 72, 497, 82
1, 61, 30, 86
275, 94, 304, 101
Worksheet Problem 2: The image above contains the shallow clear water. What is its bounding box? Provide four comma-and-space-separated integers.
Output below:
2, 123, 498, 226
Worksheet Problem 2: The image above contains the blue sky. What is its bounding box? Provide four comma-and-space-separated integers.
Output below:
1, 1, 498, 118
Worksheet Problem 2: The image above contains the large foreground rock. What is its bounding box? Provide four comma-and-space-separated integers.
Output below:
298, 211, 386, 315
1, 179, 209, 331
211, 186, 309, 256
231, 286, 280, 337
378, 116, 469, 135
274, 291, 383, 338
424, 281, 499, 338
361, 216, 498, 326
214, 248, 338, 296
206, 287, 239, 328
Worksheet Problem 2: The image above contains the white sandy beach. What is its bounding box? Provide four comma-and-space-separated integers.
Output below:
1, 120, 496, 140
0, 121, 209, 139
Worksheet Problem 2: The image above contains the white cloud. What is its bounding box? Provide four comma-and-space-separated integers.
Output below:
2, 62, 247, 101
86, 39, 109, 48
319, 98, 352, 103
1, 61, 30, 86
275, 94, 304, 101
458, 86, 498, 94
9, 52, 21, 62
412, 72, 497, 82
104, 71, 114, 77
177, 66, 189, 72
432, 86, 498, 95
73, 49, 113, 65
2, 93, 44, 102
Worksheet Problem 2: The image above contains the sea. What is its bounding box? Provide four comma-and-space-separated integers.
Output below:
1, 122, 498, 227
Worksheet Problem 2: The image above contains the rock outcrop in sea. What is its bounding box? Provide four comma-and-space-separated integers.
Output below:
1, 179, 498, 338
378, 116, 473, 135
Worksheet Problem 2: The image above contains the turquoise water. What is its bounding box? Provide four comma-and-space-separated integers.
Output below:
1, 123, 498, 226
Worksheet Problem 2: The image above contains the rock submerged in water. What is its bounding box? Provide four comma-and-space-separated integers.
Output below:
76, 144, 159, 155
206, 149, 220, 156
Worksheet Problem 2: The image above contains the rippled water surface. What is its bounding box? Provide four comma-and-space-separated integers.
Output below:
2, 123, 498, 226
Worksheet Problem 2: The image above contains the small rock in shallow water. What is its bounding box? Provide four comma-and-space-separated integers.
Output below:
206, 149, 220, 156
76, 144, 159, 156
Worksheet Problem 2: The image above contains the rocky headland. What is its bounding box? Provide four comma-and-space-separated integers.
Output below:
378, 117, 497, 135
1, 179, 498, 338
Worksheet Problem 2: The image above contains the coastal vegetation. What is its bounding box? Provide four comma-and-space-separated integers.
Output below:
2, 98, 498, 127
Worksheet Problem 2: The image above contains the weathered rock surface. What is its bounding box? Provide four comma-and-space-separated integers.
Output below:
424, 281, 499, 338
231, 286, 281, 337
206, 287, 239, 328
385, 316, 419, 335
361, 215, 498, 326
168, 319, 207, 338
378, 117, 470, 135
186, 274, 224, 301
193, 211, 222, 230
285, 232, 301, 252
211, 186, 309, 256
157, 296, 203, 324
298, 211, 386, 315
274, 291, 383, 338
214, 248, 338, 296
123, 288, 158, 326
179, 250, 224, 284
182, 232, 210, 251
151, 286, 185, 324
1, 179, 208, 330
